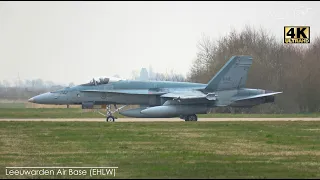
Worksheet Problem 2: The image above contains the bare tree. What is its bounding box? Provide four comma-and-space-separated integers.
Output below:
188, 25, 320, 113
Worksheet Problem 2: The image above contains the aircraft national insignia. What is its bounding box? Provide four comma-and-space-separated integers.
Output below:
223, 76, 231, 81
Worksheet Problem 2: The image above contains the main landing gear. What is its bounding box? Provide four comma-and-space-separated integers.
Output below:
180, 114, 198, 122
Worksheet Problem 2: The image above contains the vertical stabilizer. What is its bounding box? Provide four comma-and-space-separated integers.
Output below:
205, 56, 253, 91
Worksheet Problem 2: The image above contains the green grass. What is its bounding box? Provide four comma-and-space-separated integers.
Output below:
1, 121, 320, 178
0, 108, 107, 118
0, 108, 320, 119
0, 103, 26, 108
198, 113, 320, 118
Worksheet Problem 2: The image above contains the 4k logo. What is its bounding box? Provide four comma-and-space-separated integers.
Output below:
284, 26, 310, 44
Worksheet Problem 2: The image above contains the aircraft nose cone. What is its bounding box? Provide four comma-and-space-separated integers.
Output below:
27, 92, 54, 104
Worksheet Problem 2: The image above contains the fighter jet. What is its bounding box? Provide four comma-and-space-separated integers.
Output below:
28, 56, 282, 122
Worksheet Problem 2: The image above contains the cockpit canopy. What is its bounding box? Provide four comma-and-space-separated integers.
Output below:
82, 76, 125, 86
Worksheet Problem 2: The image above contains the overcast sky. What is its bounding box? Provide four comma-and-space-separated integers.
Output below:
0, 1, 319, 85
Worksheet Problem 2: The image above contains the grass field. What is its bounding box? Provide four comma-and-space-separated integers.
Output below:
1, 108, 320, 119
0, 102, 26, 108
1, 121, 320, 178
0, 100, 320, 119
0, 108, 107, 118
0, 100, 80, 108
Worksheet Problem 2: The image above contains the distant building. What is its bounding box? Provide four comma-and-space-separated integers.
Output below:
140, 68, 149, 81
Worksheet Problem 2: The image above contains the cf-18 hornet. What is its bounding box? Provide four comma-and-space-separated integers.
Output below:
28, 56, 282, 122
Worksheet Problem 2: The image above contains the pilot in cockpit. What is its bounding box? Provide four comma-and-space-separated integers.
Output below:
89, 78, 96, 85
88, 77, 110, 85
96, 78, 109, 85
82, 76, 123, 86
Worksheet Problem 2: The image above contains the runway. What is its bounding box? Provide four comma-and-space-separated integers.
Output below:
1, 118, 320, 122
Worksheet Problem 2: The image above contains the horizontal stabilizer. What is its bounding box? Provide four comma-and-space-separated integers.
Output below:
233, 92, 283, 101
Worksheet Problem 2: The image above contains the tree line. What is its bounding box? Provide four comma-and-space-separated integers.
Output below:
187, 25, 320, 113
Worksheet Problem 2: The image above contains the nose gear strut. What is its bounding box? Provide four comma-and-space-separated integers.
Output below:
95, 104, 127, 122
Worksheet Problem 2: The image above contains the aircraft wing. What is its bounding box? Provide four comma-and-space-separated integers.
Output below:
80, 89, 216, 105
80, 89, 167, 95
233, 92, 283, 101
161, 91, 217, 101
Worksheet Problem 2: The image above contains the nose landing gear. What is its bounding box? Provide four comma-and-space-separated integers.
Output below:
105, 104, 127, 122
106, 115, 115, 122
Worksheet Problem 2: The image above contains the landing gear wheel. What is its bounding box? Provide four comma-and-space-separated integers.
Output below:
185, 114, 198, 121
106, 116, 115, 122
101, 104, 126, 122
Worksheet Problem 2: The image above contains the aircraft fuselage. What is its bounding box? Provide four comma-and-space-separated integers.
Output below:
29, 80, 273, 108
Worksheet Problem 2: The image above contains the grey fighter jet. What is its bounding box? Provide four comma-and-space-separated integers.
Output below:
28, 56, 282, 122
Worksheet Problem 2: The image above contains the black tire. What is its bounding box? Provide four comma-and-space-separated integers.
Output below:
186, 114, 197, 121
106, 116, 115, 122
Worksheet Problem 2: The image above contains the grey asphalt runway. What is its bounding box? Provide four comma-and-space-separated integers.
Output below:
1, 118, 320, 122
